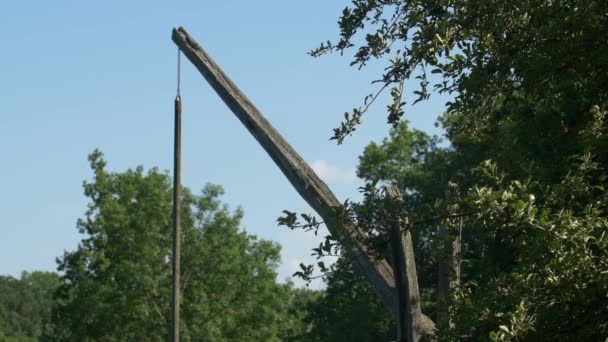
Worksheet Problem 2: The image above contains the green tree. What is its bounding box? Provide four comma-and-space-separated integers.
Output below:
355, 118, 608, 339
301, 1, 608, 339
313, 0, 607, 155
0, 271, 60, 341
47, 150, 302, 341
304, 257, 395, 342
280, 285, 321, 341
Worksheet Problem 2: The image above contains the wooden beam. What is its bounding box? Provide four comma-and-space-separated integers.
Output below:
171, 27, 435, 334
386, 186, 423, 342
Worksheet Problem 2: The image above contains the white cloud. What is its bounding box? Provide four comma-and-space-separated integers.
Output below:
311, 160, 358, 183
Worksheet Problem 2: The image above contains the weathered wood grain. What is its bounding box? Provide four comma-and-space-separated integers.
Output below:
386, 186, 423, 342
171, 27, 435, 334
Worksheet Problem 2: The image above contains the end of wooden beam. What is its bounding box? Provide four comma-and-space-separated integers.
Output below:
172, 27, 203, 53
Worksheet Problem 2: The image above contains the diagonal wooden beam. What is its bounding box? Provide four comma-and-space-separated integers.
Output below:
171, 27, 435, 334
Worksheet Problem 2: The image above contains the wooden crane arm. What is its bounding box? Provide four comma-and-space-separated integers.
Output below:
171, 27, 435, 336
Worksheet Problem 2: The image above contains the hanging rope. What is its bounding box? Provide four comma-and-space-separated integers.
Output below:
176, 47, 181, 98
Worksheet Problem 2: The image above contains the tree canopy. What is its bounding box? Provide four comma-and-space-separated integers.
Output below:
0, 272, 59, 341
46, 150, 305, 341
281, 0, 608, 340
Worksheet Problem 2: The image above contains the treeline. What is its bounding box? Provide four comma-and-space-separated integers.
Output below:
0, 152, 395, 341
0, 272, 59, 341
0, 268, 393, 342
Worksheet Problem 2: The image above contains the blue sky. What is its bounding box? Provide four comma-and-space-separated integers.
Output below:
0, 1, 449, 287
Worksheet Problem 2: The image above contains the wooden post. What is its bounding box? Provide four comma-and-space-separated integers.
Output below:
170, 27, 436, 335
171, 94, 182, 341
386, 186, 423, 342
437, 181, 462, 329
437, 219, 449, 329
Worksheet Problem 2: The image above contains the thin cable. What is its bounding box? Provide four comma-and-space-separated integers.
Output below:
177, 48, 181, 97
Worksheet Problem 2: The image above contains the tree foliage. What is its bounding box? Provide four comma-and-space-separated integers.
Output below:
304, 257, 395, 342
280, 0, 608, 340
0, 272, 60, 341
46, 151, 304, 341
312, 0, 607, 150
